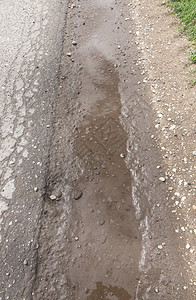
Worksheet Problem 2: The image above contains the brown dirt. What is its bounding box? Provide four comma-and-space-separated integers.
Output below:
32, 0, 195, 299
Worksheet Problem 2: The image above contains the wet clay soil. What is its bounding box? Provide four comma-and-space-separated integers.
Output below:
33, 1, 190, 299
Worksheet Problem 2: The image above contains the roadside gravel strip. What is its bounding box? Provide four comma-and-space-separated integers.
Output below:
131, 0, 195, 292
0, 1, 69, 299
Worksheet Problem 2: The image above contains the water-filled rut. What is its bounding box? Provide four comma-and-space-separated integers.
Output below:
70, 56, 141, 299
33, 1, 190, 299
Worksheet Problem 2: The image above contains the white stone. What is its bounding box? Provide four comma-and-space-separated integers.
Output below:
159, 177, 166, 182
1, 179, 15, 199
186, 243, 190, 250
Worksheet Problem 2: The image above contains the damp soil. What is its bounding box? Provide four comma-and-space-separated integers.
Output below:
33, 1, 190, 299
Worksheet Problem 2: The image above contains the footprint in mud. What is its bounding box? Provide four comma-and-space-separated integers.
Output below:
86, 282, 132, 300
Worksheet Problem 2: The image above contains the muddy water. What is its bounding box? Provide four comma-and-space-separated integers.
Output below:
33, 0, 189, 299
63, 3, 142, 298
71, 62, 141, 299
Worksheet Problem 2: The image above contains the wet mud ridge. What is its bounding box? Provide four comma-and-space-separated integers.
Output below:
33, 1, 190, 299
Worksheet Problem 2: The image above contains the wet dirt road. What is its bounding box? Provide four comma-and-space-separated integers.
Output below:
33, 1, 192, 299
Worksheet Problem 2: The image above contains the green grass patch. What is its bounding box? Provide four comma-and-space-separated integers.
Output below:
188, 78, 196, 87
168, 0, 196, 62
189, 68, 196, 75
167, 0, 196, 86
168, 0, 196, 42
189, 50, 196, 63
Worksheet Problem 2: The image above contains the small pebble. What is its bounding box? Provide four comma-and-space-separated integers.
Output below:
98, 220, 105, 226
186, 243, 190, 250
74, 190, 83, 200
159, 177, 166, 182
50, 195, 57, 200
51, 190, 62, 199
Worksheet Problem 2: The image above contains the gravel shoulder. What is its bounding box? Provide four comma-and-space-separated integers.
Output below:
131, 0, 195, 292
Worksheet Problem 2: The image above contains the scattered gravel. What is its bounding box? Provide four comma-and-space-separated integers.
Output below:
132, 0, 195, 289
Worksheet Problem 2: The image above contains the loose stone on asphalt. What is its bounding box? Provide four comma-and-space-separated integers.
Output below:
0, 0, 70, 299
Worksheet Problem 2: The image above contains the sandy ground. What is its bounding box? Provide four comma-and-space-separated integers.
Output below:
131, 0, 196, 290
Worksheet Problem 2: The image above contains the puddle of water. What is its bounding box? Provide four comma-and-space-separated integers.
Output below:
60, 1, 143, 298
69, 49, 141, 299
75, 57, 125, 159
33, 1, 143, 299
86, 282, 132, 300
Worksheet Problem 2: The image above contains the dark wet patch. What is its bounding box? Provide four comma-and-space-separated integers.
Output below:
86, 282, 132, 300
68, 52, 141, 298
33, 1, 143, 298
75, 57, 125, 160
32, 1, 190, 299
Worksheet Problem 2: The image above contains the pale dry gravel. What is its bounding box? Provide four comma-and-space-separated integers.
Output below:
128, 0, 195, 290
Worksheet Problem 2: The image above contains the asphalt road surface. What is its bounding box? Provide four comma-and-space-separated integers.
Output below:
0, 0, 69, 299
0, 0, 194, 299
